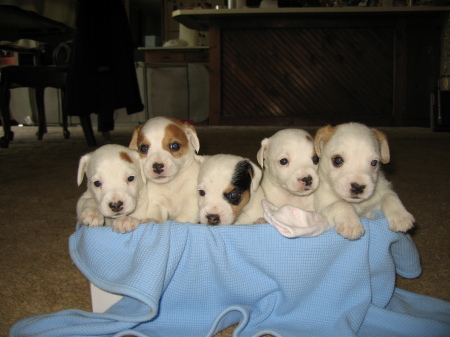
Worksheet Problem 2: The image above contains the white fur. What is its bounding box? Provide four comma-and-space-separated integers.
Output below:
129, 117, 201, 223
314, 122, 415, 240
76, 144, 148, 233
257, 129, 319, 212
197, 154, 265, 225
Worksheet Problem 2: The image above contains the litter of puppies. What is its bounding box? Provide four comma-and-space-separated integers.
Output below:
77, 117, 414, 240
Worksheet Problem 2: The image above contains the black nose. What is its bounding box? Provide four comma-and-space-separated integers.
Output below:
109, 201, 123, 212
300, 175, 313, 186
206, 214, 220, 225
351, 183, 366, 195
152, 163, 164, 174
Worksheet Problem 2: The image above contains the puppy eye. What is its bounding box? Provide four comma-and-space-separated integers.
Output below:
139, 144, 149, 154
169, 142, 181, 151
199, 190, 205, 197
94, 181, 102, 188
312, 156, 319, 165
127, 176, 135, 182
371, 160, 378, 167
229, 191, 240, 200
279, 158, 288, 165
332, 156, 344, 167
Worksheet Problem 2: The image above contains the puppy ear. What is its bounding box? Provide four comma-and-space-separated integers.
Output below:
129, 151, 147, 185
372, 128, 390, 164
249, 161, 263, 193
77, 153, 91, 186
129, 124, 144, 150
185, 125, 200, 153
256, 138, 268, 169
314, 125, 335, 157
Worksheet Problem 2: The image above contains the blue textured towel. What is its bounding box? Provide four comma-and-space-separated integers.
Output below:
10, 216, 450, 337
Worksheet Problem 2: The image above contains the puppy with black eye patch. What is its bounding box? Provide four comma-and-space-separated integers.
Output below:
257, 128, 319, 212
197, 154, 265, 225
313, 122, 415, 240
76, 144, 148, 233
129, 117, 201, 224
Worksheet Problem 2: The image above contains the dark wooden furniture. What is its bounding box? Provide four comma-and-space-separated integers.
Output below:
0, 2, 98, 148
174, 7, 449, 127
0, 65, 69, 148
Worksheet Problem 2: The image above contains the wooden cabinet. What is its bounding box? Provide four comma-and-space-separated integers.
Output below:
174, 7, 449, 127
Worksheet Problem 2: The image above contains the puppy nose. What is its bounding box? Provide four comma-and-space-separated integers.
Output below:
152, 163, 164, 174
109, 201, 124, 212
350, 183, 366, 195
206, 214, 220, 225
300, 175, 313, 186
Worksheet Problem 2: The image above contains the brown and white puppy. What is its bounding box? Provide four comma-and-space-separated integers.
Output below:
197, 154, 265, 225
257, 129, 319, 212
314, 122, 415, 240
77, 144, 148, 233
129, 117, 201, 223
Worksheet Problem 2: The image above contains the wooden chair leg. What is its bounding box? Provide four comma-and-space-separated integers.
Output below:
35, 86, 47, 140
79, 114, 97, 147
60, 89, 70, 139
0, 83, 14, 148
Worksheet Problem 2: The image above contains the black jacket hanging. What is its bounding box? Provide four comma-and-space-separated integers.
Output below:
64, 0, 143, 117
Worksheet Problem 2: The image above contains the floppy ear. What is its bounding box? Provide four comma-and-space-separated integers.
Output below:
256, 138, 269, 169
185, 125, 200, 153
77, 153, 91, 186
314, 125, 335, 157
372, 128, 390, 164
249, 161, 263, 193
129, 124, 144, 150
132, 152, 147, 185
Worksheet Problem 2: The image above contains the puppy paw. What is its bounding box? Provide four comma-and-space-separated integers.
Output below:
335, 216, 365, 240
111, 216, 140, 233
387, 210, 415, 233
254, 217, 267, 224
79, 209, 104, 227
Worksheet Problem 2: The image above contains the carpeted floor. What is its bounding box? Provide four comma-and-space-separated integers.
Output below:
1, 124, 449, 337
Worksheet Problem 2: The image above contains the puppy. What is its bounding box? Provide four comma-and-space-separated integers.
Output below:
257, 129, 319, 212
314, 122, 415, 240
77, 144, 148, 233
129, 117, 201, 223
197, 154, 265, 225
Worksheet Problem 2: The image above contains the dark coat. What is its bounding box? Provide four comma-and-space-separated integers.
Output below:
64, 0, 143, 116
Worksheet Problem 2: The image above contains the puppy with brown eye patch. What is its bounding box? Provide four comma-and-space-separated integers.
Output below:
197, 154, 265, 225
313, 122, 415, 240
257, 128, 320, 212
76, 144, 149, 233
129, 117, 202, 224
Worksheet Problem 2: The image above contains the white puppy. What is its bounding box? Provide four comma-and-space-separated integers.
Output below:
257, 129, 319, 212
197, 154, 265, 225
129, 117, 201, 223
77, 144, 148, 233
314, 122, 415, 240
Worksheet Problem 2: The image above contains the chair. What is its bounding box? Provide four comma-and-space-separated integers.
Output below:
0, 43, 96, 148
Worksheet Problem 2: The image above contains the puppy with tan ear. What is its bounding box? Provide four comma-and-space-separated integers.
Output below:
77, 144, 148, 233
257, 129, 319, 212
197, 154, 265, 225
129, 117, 201, 224
313, 122, 415, 240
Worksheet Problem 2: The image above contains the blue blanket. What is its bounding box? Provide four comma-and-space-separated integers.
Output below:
10, 217, 450, 337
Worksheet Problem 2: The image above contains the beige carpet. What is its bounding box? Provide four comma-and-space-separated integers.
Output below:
1, 124, 449, 337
